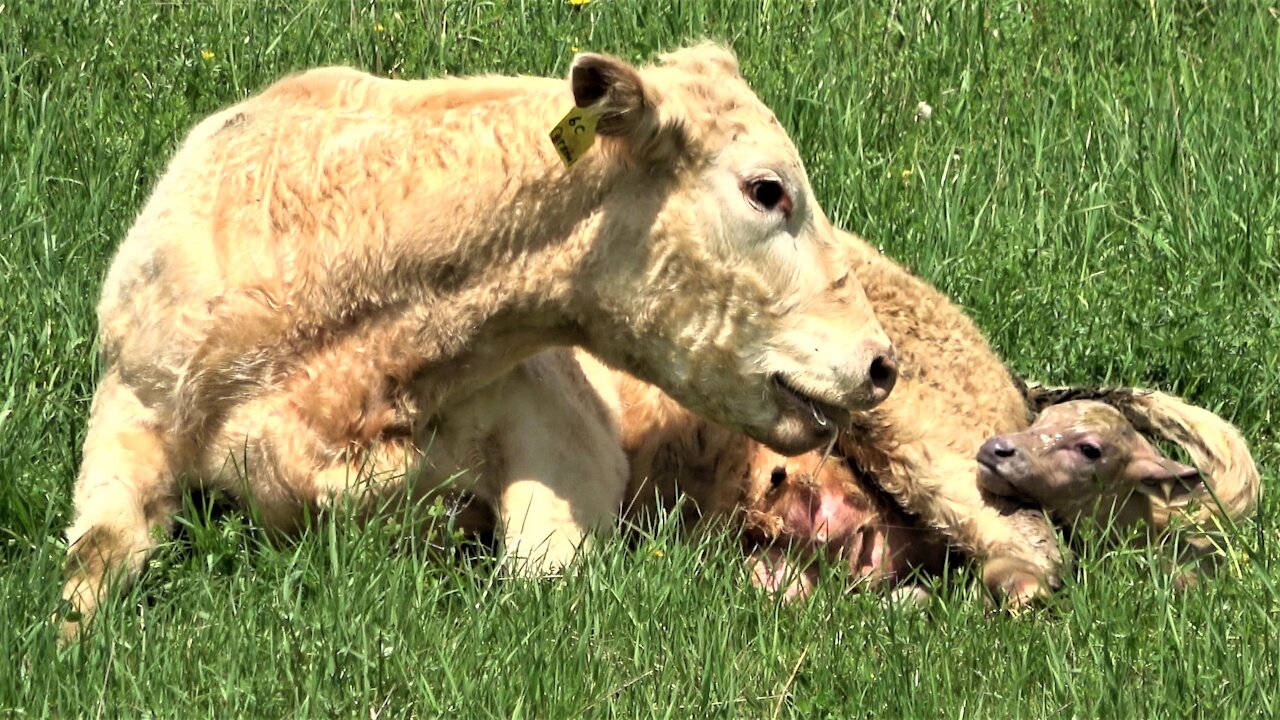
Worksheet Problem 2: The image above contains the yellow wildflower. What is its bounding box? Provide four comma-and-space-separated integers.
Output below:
200, 49, 215, 61
374, 23, 385, 33
568, 0, 592, 5
901, 168, 913, 180
650, 548, 665, 558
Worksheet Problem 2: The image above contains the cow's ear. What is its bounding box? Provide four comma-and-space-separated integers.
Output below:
570, 53, 651, 137
569, 52, 679, 164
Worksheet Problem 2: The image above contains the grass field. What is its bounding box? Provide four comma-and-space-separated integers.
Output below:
2, 1, 1278, 716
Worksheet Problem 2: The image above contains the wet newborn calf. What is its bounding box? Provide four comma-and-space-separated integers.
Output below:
739, 446, 947, 601
975, 392, 1259, 572
976, 400, 1203, 529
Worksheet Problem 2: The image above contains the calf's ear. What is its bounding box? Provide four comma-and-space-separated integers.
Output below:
570, 53, 674, 162
1129, 456, 1204, 504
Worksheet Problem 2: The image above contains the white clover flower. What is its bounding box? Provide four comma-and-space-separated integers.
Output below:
915, 101, 933, 122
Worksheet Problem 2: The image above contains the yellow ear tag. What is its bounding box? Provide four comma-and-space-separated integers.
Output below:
548, 105, 600, 168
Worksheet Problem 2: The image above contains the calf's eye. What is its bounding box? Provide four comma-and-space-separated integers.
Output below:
1077, 442, 1103, 460
769, 466, 787, 487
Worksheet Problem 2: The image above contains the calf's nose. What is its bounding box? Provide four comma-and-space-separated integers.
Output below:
977, 436, 1019, 468
989, 437, 1017, 458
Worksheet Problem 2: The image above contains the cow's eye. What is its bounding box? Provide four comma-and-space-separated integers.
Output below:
744, 177, 792, 215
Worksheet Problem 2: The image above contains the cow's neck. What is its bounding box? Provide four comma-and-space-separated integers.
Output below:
371, 98, 636, 403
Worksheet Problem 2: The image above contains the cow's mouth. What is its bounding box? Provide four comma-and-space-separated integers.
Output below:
771, 374, 851, 434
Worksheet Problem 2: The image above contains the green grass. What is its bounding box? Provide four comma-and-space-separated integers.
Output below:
2, 0, 1278, 716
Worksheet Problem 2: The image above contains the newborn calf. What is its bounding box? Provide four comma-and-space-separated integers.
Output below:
976, 390, 1259, 549
738, 446, 947, 601
976, 400, 1204, 529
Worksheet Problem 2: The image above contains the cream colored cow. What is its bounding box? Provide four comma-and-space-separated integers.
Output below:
62, 44, 897, 637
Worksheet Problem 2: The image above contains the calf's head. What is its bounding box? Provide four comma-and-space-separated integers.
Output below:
740, 446, 938, 585
569, 44, 894, 455
976, 401, 1203, 524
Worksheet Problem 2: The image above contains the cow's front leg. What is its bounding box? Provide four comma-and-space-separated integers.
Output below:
60, 372, 182, 641
875, 448, 1064, 605
490, 352, 628, 576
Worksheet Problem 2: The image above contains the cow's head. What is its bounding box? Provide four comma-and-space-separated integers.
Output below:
572, 44, 895, 455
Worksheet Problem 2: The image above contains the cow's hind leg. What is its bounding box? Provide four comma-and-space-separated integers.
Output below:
61, 373, 180, 640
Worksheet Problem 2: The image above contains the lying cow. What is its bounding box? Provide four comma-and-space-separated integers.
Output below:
61, 44, 899, 639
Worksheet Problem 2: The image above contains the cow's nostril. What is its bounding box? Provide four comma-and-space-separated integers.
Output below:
868, 353, 898, 397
